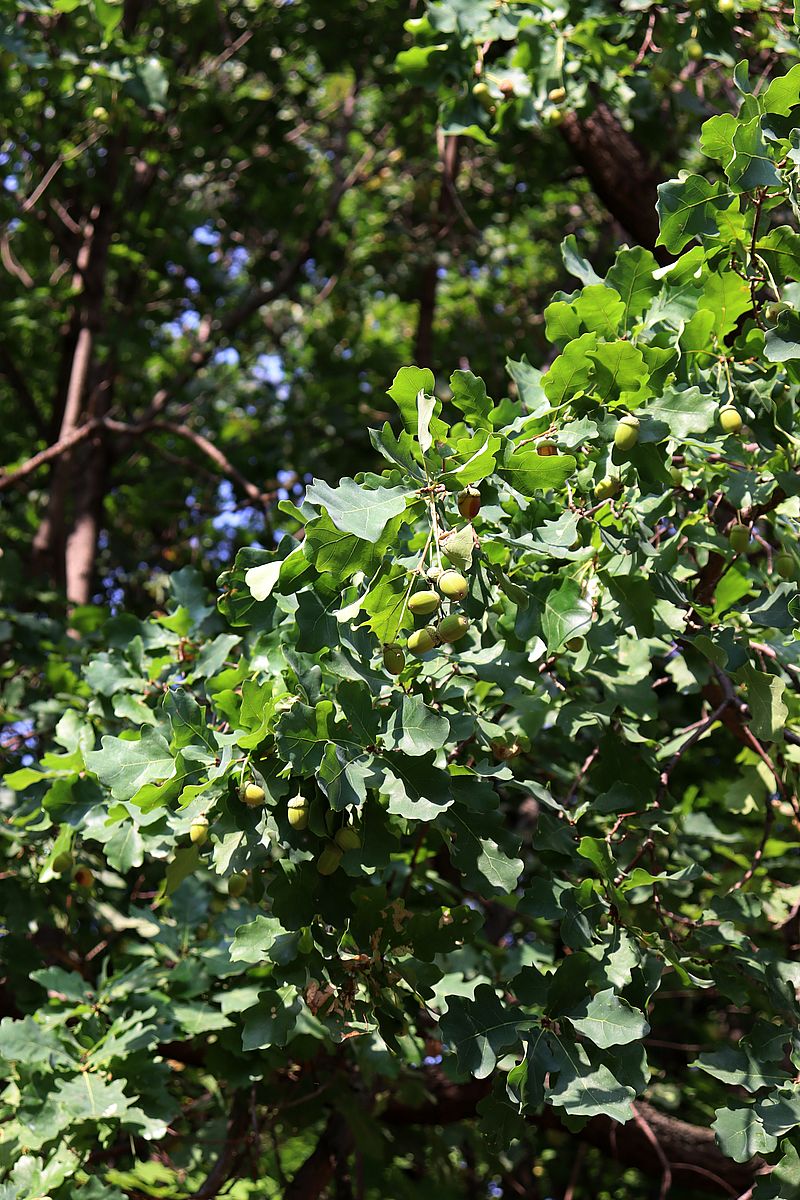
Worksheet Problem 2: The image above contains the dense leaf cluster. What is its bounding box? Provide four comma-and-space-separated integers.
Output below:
4, 13, 800, 1200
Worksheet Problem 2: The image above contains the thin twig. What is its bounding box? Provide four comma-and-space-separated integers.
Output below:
631, 1102, 672, 1200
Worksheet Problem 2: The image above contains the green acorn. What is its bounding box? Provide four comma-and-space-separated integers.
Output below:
775, 551, 795, 579
317, 843, 344, 875
288, 795, 309, 830
409, 589, 441, 616
334, 827, 362, 851
595, 477, 620, 501
614, 415, 640, 452
240, 782, 265, 807
190, 817, 209, 846
407, 627, 438, 657
437, 613, 470, 644
729, 524, 750, 554
719, 405, 743, 434
437, 569, 468, 601
383, 643, 405, 674
228, 873, 248, 898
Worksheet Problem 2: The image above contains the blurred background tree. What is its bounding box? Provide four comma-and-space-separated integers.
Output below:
0, 0, 796, 616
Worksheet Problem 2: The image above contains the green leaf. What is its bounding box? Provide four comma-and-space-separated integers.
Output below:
360, 562, 413, 644
275, 701, 333, 776
541, 579, 592, 653
656, 175, 734, 253
712, 1106, 777, 1163
742, 665, 788, 741
440, 985, 526, 1078
765, 311, 800, 362
304, 477, 410, 543
449, 370, 492, 426
387, 694, 451, 757
499, 446, 576, 496
85, 729, 175, 801
568, 988, 650, 1049
104, 821, 145, 872
542, 332, 598, 406
605, 246, 660, 325
641, 386, 717, 438
387, 365, 436, 433
242, 987, 302, 1050
54, 1074, 133, 1123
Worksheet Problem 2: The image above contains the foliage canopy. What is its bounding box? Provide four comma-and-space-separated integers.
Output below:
4, 4, 800, 1200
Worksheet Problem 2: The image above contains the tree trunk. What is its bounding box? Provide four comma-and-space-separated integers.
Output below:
32, 138, 121, 605
560, 101, 668, 259
413, 135, 460, 368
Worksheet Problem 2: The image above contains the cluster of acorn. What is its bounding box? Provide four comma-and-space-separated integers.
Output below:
727, 523, 795, 577
49, 850, 94, 890
189, 780, 361, 885
592, 404, 745, 501
382, 486, 479, 674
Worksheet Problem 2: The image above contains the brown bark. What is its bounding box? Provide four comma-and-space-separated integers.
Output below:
283, 1112, 354, 1200
384, 1072, 760, 1196
560, 102, 667, 258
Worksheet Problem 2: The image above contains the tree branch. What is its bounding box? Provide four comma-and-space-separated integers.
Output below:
282, 1111, 354, 1200
190, 1091, 252, 1200
383, 1071, 761, 1196
0, 416, 272, 508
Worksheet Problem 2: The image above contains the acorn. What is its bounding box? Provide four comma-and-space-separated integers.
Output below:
334, 827, 362, 851
383, 643, 405, 674
686, 37, 704, 62
288, 795, 309, 830
775, 551, 795, 579
472, 82, 496, 113
437, 569, 469, 601
407, 626, 438, 657
317, 843, 344, 876
614, 415, 640, 452
457, 486, 481, 520
228, 873, 248, 898
719, 405, 743, 434
426, 564, 443, 583
729, 524, 750, 554
595, 477, 621, 501
52, 852, 73, 875
437, 614, 470, 644
537, 439, 558, 456
190, 817, 209, 846
73, 866, 94, 889
548, 86, 566, 103
409, 589, 441, 616
240, 782, 265, 807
